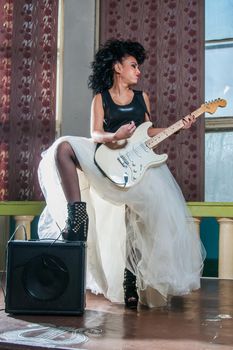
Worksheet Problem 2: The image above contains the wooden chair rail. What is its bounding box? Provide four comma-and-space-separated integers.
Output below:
0, 201, 45, 216
0, 201, 233, 217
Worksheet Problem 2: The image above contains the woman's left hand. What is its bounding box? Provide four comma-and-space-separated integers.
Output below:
182, 114, 196, 129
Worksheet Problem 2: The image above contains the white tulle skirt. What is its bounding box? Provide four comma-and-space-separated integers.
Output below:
38, 136, 205, 308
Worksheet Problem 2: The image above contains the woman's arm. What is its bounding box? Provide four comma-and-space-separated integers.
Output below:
90, 94, 136, 143
142, 92, 165, 137
143, 92, 196, 137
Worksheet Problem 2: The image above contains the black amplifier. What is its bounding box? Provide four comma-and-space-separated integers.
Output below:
5, 239, 86, 315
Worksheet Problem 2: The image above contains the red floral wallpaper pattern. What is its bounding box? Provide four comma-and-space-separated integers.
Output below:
0, 0, 12, 200
0, 0, 58, 200
100, 0, 204, 200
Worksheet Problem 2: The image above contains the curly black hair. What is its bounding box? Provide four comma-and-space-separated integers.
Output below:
88, 39, 146, 94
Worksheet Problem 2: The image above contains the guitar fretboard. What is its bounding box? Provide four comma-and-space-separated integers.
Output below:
145, 107, 203, 149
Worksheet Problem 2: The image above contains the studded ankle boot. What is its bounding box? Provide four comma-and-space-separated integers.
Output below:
123, 268, 138, 309
61, 201, 88, 241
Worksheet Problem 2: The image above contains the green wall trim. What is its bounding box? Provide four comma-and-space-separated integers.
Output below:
0, 201, 45, 216
188, 202, 233, 218
0, 201, 233, 218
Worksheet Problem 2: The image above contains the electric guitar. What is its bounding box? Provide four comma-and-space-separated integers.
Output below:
94, 99, 227, 188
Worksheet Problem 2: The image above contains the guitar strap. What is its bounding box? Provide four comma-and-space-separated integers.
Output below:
134, 90, 153, 124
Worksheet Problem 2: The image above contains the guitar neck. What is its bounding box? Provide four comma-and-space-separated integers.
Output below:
145, 106, 204, 149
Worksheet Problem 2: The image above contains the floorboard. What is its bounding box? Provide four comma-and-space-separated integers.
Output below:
0, 277, 233, 349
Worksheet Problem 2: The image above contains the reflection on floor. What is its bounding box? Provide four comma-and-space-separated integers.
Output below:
0, 278, 233, 349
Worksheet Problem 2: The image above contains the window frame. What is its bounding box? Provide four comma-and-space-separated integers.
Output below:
205, 37, 233, 133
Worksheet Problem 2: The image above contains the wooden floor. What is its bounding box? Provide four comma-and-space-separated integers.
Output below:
0, 278, 233, 349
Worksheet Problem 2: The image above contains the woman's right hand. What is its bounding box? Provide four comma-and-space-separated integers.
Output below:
114, 121, 136, 141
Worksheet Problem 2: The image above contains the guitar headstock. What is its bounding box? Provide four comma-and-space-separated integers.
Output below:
202, 98, 227, 114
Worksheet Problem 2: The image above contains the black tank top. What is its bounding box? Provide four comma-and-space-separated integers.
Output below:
101, 89, 149, 133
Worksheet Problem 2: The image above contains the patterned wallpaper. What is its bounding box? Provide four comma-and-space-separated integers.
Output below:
0, 0, 12, 200
100, 0, 204, 201
0, 0, 58, 200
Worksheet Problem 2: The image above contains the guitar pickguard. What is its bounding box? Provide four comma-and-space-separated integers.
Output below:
95, 122, 167, 188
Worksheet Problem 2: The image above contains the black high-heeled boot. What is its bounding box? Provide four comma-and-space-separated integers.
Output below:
123, 268, 138, 309
61, 201, 88, 241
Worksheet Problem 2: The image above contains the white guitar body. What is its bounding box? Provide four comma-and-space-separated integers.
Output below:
95, 122, 168, 188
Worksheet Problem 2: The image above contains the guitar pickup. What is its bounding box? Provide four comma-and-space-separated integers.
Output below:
121, 155, 129, 165
117, 156, 127, 167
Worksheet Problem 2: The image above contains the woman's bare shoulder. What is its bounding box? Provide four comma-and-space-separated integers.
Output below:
142, 91, 149, 100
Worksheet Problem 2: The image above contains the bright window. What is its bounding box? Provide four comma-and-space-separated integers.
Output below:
205, 0, 233, 201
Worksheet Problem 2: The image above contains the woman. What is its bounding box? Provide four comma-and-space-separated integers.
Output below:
38, 39, 205, 309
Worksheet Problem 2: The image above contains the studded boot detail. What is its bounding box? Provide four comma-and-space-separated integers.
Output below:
61, 201, 88, 241
123, 268, 138, 309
